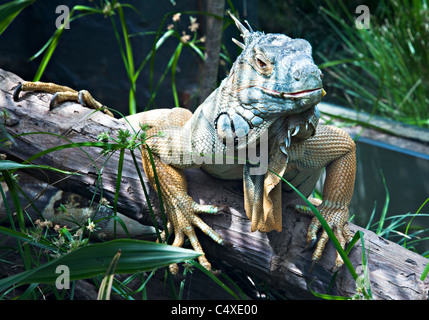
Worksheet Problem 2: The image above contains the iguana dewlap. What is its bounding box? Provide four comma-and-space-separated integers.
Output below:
13, 13, 356, 274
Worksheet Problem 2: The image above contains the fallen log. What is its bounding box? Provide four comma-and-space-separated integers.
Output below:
0, 68, 428, 300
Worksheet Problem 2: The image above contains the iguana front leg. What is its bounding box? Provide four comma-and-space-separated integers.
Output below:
294, 125, 356, 270
141, 144, 225, 274
13, 81, 114, 117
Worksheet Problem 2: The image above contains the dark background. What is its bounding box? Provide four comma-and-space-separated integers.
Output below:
1, 0, 367, 115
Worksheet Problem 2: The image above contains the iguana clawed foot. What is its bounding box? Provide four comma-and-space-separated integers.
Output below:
158, 200, 226, 275
13, 81, 114, 117
296, 203, 353, 272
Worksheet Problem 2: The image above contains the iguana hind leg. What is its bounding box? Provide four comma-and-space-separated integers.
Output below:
13, 81, 114, 117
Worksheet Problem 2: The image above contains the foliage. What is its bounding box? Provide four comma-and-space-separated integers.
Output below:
0, 0, 35, 35
319, 0, 429, 128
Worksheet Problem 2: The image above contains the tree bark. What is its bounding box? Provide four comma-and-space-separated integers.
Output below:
1, 68, 428, 300
198, 0, 225, 103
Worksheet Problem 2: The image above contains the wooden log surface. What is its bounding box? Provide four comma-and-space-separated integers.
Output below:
1, 68, 428, 300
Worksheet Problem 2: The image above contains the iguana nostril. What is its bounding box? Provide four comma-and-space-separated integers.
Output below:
293, 69, 301, 81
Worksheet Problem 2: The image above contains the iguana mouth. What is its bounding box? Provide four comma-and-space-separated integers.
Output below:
261, 87, 325, 99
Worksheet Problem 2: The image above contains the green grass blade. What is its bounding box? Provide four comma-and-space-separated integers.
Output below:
0, 226, 55, 252
0, 0, 36, 35
275, 171, 359, 281
23, 139, 116, 164
145, 145, 168, 237
188, 260, 239, 299
31, 8, 96, 81
114, 4, 137, 114
112, 148, 126, 237
2, 170, 27, 232
117, 5, 134, 76
404, 197, 429, 248
308, 284, 351, 300
134, 29, 175, 80
376, 171, 390, 236
0, 159, 78, 176
171, 42, 183, 108
358, 231, 372, 299
188, 42, 205, 61
97, 249, 122, 300
219, 272, 248, 300
130, 150, 162, 241
421, 260, 429, 281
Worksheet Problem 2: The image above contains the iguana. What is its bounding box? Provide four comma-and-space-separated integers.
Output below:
13, 13, 356, 274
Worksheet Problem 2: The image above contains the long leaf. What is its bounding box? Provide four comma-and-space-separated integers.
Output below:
0, 0, 36, 35
376, 171, 390, 236
404, 197, 429, 248
112, 148, 126, 237
421, 262, 429, 281
0, 226, 55, 252
97, 249, 122, 300
0, 239, 201, 292
171, 42, 183, 108
31, 8, 97, 81
0, 159, 78, 175
130, 150, 162, 241
188, 259, 239, 300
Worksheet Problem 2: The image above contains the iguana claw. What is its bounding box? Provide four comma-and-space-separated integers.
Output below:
309, 260, 317, 274
12, 82, 22, 101
301, 238, 317, 253
162, 202, 225, 274
50, 93, 60, 109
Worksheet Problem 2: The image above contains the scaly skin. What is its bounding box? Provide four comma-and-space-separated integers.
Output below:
13, 13, 356, 273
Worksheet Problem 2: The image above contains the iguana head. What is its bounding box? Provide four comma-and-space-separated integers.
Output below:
215, 13, 325, 152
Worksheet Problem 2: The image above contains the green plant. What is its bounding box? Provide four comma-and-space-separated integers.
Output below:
358, 172, 429, 282
0, 0, 35, 35
319, 0, 429, 128
362, 172, 429, 254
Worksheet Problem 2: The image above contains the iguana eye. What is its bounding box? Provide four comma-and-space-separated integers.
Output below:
256, 58, 267, 68
254, 54, 272, 75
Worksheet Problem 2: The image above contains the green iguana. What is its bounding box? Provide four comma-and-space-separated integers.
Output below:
13, 13, 356, 274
